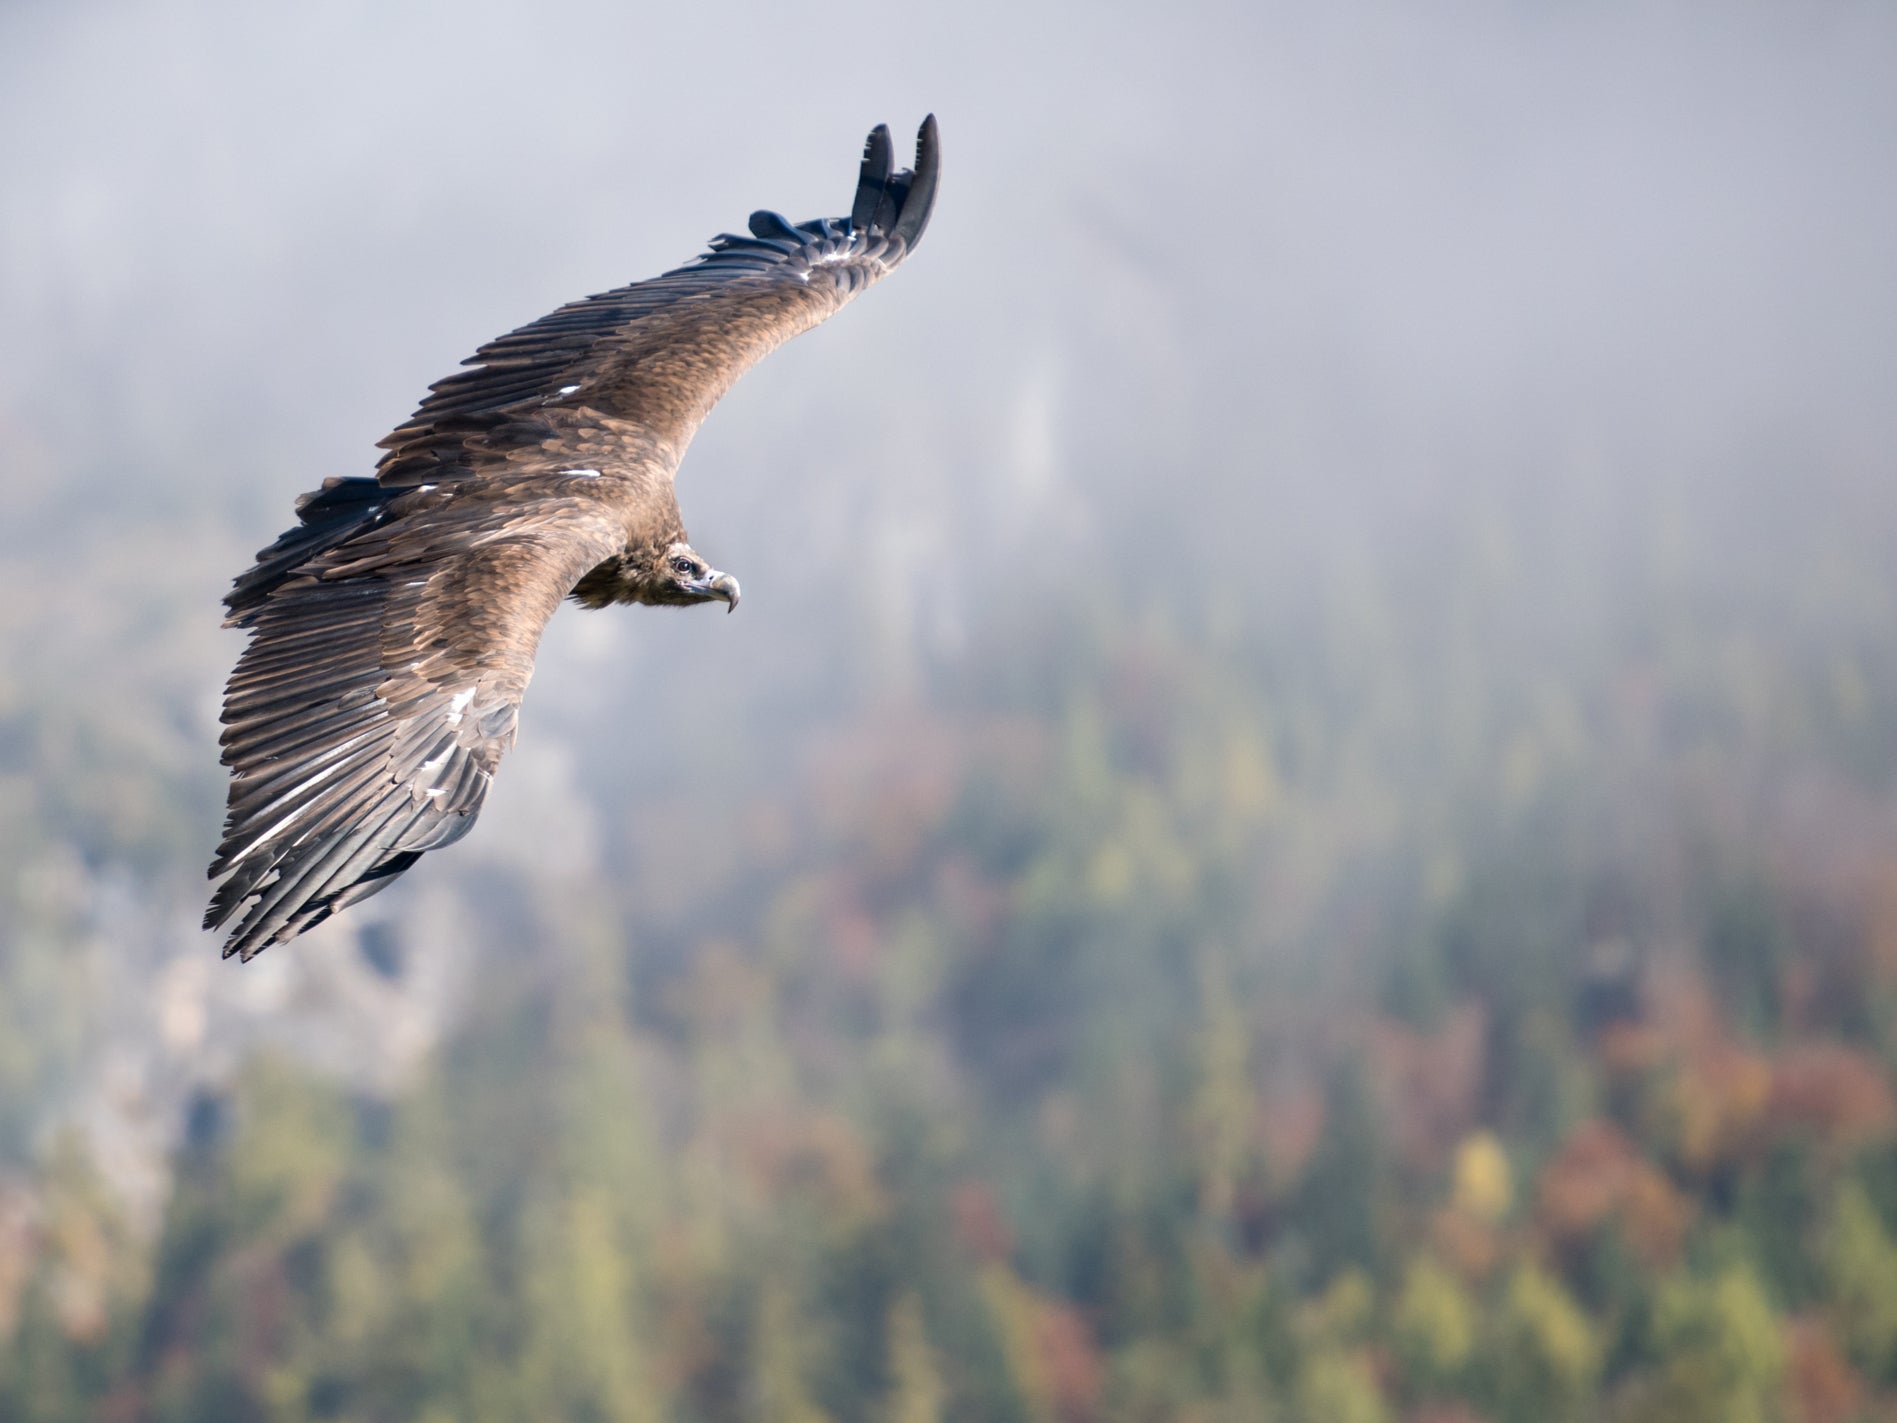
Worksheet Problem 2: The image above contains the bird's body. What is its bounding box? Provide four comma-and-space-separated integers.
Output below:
206, 118, 939, 961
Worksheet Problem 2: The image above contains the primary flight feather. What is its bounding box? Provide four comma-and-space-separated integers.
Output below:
206, 117, 940, 961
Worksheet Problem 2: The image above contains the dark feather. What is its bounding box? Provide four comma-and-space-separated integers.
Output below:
748, 210, 803, 242
851, 124, 894, 232
208, 118, 939, 959
892, 115, 940, 248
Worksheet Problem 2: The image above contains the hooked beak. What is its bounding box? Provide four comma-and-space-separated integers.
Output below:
708, 571, 740, 614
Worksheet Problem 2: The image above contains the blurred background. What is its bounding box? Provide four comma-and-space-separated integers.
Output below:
4, 1, 1897, 1419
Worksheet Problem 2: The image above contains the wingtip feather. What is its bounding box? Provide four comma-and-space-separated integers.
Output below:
748, 209, 802, 242
851, 123, 894, 232
892, 115, 940, 248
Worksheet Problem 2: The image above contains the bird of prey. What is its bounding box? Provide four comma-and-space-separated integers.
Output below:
205, 117, 939, 961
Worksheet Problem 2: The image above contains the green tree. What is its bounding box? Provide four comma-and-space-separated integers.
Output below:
1625, 1265, 1784, 1423
1823, 1179, 1897, 1379
1392, 1255, 1476, 1397
883, 1292, 945, 1423
1485, 1262, 1601, 1423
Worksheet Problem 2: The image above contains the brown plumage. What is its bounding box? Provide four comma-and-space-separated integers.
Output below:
206, 117, 940, 961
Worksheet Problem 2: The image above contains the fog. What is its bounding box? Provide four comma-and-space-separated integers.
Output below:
4, 3, 1897, 1414
5, 0, 1896, 1118
5, 1, 1887, 754
10, 4, 1891, 550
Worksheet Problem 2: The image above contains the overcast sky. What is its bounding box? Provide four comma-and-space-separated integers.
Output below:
5, 1, 1891, 537
3, 0, 1894, 833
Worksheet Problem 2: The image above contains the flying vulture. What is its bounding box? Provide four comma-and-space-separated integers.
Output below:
205, 117, 940, 961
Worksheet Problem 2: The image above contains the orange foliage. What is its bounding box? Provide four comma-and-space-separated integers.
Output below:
1536, 1120, 1693, 1267
979, 1263, 1103, 1423
1612, 961, 1894, 1169
1430, 1204, 1503, 1283
1257, 1083, 1325, 1197
1783, 1317, 1865, 1423
1035, 1299, 1105, 1423
1618, 1163, 1695, 1267
1538, 1121, 1639, 1237
1769, 1044, 1897, 1155
1597, 1021, 1664, 1078
1641, 965, 1775, 1171
1643, 961, 1728, 1062
1661, 1042, 1775, 1173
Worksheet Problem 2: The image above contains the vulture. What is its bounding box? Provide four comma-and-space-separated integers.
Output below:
205, 117, 940, 961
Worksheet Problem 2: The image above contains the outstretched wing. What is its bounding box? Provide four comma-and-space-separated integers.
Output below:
376, 115, 940, 488
208, 116, 940, 959
206, 474, 627, 960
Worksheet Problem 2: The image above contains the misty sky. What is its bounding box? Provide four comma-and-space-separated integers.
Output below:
3, 0, 1897, 1209
3, 0, 1895, 879
5, 1, 1892, 545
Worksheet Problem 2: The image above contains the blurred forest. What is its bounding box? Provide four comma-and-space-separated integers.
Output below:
5, 2, 1897, 1421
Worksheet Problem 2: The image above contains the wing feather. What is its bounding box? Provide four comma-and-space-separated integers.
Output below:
377, 115, 939, 472
208, 116, 941, 958
206, 478, 626, 959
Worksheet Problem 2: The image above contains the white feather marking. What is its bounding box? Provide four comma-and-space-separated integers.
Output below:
561, 468, 602, 479
559, 384, 580, 396
233, 728, 377, 799
235, 727, 377, 786
237, 762, 347, 838
224, 727, 389, 863
445, 687, 476, 726
233, 803, 313, 862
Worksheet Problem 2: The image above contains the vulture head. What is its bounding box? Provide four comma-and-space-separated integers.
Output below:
655, 542, 741, 612
571, 540, 740, 612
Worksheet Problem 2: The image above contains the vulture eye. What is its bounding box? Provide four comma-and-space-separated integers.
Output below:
670, 557, 696, 577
